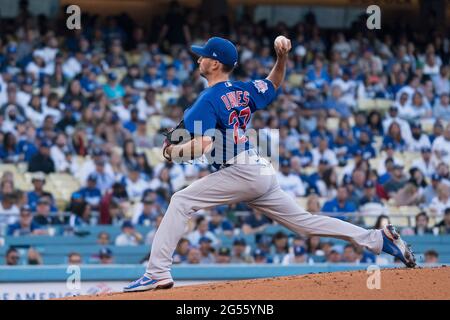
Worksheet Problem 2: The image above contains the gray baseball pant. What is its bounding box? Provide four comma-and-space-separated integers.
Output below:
146, 160, 383, 280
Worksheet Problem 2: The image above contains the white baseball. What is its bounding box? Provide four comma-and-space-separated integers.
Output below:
274, 35, 290, 50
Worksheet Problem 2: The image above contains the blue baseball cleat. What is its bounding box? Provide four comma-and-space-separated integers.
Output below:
381, 224, 416, 268
123, 275, 174, 292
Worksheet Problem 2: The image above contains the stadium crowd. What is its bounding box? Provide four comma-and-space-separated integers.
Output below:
1, 1, 450, 266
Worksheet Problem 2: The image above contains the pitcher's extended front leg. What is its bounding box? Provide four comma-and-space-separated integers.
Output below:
248, 185, 383, 254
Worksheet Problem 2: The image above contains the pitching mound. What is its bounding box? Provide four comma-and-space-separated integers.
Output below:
66, 266, 450, 300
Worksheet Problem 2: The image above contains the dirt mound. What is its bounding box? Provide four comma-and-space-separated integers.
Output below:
66, 266, 450, 300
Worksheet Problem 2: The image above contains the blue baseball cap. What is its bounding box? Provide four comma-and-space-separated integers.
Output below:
364, 180, 375, 188
431, 173, 441, 181
294, 246, 306, 256
191, 37, 238, 67
253, 248, 266, 258
199, 236, 212, 244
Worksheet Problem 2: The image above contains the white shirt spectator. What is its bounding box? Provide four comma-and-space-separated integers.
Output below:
78, 160, 115, 185
0, 203, 20, 225
382, 117, 412, 141
277, 172, 306, 197
330, 78, 357, 107
136, 98, 162, 119
433, 97, 450, 121
395, 85, 416, 104
50, 145, 70, 172
407, 134, 431, 152
25, 105, 46, 128
311, 148, 338, 167
115, 233, 140, 246
431, 136, 450, 165
124, 177, 149, 202
187, 230, 219, 247
62, 56, 82, 79
43, 105, 62, 123
401, 103, 432, 120
16, 90, 31, 108
429, 196, 450, 217
411, 158, 436, 178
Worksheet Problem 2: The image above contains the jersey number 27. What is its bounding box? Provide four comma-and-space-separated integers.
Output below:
228, 107, 251, 144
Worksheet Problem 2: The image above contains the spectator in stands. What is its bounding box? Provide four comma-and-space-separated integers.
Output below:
374, 214, 391, 230
185, 247, 201, 264
316, 167, 338, 199
424, 174, 443, 205
382, 122, 407, 152
276, 158, 306, 198
27, 172, 55, 212
433, 92, 450, 121
424, 250, 439, 264
135, 194, 161, 226
393, 182, 423, 206
123, 164, 150, 202
115, 220, 143, 246
413, 212, 433, 235
435, 208, 450, 234
429, 184, 450, 217
311, 138, 338, 167
359, 180, 383, 206
173, 238, 190, 264
99, 182, 128, 225
98, 248, 114, 264
187, 216, 218, 246
198, 237, 215, 264
271, 231, 289, 264
253, 248, 268, 264
7, 205, 44, 236
28, 141, 55, 174
241, 209, 272, 235
0, 192, 19, 223
411, 147, 435, 178
342, 244, 359, 263
103, 72, 125, 102
407, 122, 431, 152
282, 245, 309, 265
5, 247, 20, 266
306, 236, 322, 256
90, 157, 115, 195
321, 186, 357, 220
50, 133, 71, 173
27, 248, 43, 265
230, 238, 253, 264
68, 200, 92, 227
383, 164, 408, 197
76, 174, 102, 210
97, 232, 111, 245
215, 247, 232, 264
208, 208, 233, 236
32, 197, 61, 227
68, 252, 82, 265
402, 91, 432, 120
432, 123, 450, 166
326, 246, 342, 263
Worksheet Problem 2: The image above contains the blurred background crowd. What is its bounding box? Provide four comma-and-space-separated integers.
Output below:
0, 0, 449, 267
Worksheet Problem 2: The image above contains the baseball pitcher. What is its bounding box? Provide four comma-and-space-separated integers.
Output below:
124, 36, 415, 292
